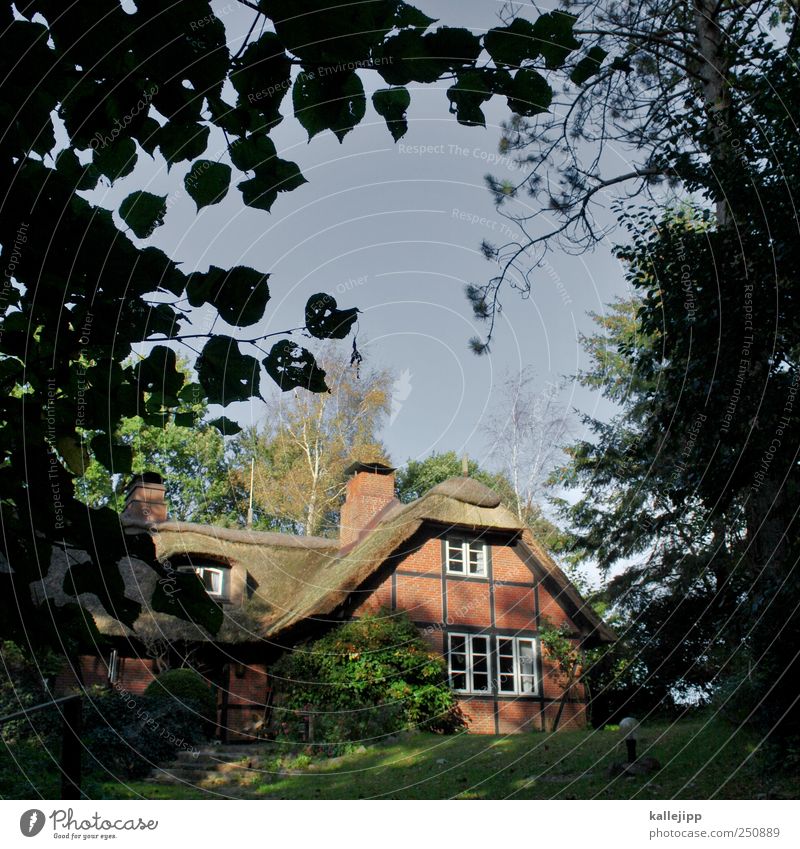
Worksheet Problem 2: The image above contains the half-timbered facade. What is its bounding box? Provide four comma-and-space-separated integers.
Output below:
48, 463, 614, 739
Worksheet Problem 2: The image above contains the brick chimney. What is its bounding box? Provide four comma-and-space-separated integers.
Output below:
340, 461, 396, 546
121, 472, 167, 525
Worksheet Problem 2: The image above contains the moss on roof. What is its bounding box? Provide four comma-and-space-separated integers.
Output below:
36, 476, 614, 646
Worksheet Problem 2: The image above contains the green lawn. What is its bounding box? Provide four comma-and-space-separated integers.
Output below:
102, 718, 797, 800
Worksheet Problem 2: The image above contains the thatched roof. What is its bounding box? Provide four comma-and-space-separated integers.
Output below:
37, 477, 614, 647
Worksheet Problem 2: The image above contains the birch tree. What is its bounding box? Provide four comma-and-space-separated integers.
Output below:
235, 349, 392, 536
482, 369, 571, 527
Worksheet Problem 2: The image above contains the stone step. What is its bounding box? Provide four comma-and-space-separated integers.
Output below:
150, 743, 281, 786
149, 766, 277, 785
165, 755, 268, 770
178, 745, 274, 760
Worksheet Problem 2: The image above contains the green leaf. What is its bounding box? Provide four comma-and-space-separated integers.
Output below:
56, 149, 100, 191
229, 133, 277, 172
570, 46, 608, 85
157, 120, 210, 166
132, 116, 162, 155
206, 415, 242, 436
293, 70, 366, 142
89, 434, 133, 475
119, 190, 167, 239
424, 27, 482, 67
135, 345, 185, 400
484, 18, 538, 67
374, 26, 481, 86
532, 11, 580, 69
197, 336, 260, 405
268, 157, 307, 192
230, 32, 292, 129
446, 70, 494, 127
372, 87, 411, 141
237, 176, 279, 212
184, 160, 231, 209
186, 265, 270, 327
136, 246, 187, 297
374, 30, 442, 85
231, 133, 306, 212
305, 293, 359, 340
394, 2, 436, 29
177, 382, 203, 404
507, 69, 552, 116
93, 137, 137, 182
264, 340, 328, 392
261, 0, 396, 64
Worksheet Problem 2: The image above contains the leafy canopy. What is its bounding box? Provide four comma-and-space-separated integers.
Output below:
0, 0, 587, 647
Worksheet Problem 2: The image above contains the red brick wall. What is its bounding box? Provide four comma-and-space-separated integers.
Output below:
221, 663, 270, 742
348, 531, 589, 735
340, 470, 396, 545
53, 655, 157, 695
497, 699, 540, 734
459, 698, 496, 734
491, 544, 535, 583
493, 584, 536, 631
538, 583, 578, 631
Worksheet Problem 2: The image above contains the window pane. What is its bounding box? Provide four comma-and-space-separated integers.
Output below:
450, 653, 466, 671
450, 672, 467, 690
468, 544, 486, 575
473, 656, 488, 674
447, 540, 464, 572
520, 675, 536, 694
519, 641, 535, 675
472, 673, 489, 692
499, 656, 514, 674
471, 636, 488, 655
449, 635, 466, 652
499, 674, 515, 692
497, 638, 513, 656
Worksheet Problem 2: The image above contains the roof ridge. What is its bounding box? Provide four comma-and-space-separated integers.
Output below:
150, 520, 339, 549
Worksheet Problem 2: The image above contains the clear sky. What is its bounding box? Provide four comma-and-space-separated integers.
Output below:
89, 0, 633, 470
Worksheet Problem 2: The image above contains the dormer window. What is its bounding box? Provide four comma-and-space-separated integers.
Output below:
445, 538, 488, 577
178, 562, 228, 600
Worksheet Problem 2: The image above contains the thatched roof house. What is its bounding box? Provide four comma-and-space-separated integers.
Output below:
50, 463, 614, 737
88, 468, 613, 647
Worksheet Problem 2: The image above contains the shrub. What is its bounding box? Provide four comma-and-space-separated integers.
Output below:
144, 668, 217, 726
83, 675, 215, 780
272, 610, 465, 752
0, 641, 62, 743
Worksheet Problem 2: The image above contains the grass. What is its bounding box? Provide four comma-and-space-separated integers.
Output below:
100, 718, 799, 800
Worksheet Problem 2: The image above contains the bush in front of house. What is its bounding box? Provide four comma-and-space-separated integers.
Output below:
271, 610, 465, 753
144, 668, 217, 728
83, 669, 216, 780
0, 641, 63, 742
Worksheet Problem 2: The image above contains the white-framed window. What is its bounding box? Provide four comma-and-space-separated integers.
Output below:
445, 538, 488, 577
496, 636, 538, 695
447, 633, 491, 693
179, 565, 226, 599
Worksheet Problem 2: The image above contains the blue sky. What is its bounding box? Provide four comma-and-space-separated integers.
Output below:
89, 0, 633, 470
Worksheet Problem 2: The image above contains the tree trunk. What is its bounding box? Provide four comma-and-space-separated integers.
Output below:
692, 0, 732, 226
551, 659, 580, 733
